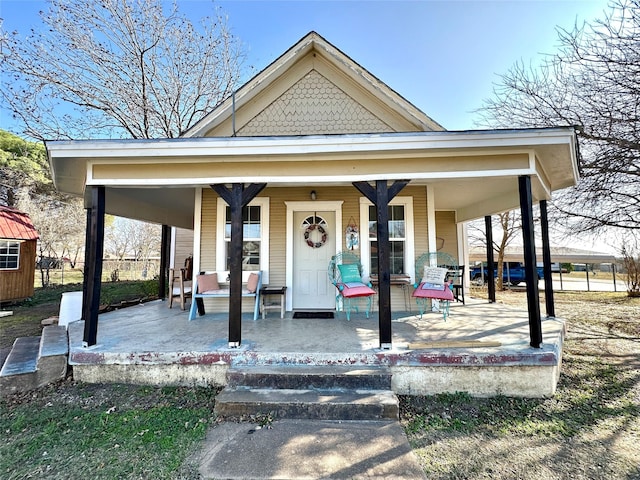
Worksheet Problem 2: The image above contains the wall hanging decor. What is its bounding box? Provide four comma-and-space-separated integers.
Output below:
345, 216, 359, 250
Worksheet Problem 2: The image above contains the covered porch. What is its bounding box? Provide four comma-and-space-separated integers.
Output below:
47, 127, 579, 353
68, 298, 564, 398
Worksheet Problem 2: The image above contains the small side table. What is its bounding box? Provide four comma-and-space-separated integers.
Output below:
260, 286, 287, 319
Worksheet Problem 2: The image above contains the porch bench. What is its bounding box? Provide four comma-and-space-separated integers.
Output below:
188, 271, 262, 321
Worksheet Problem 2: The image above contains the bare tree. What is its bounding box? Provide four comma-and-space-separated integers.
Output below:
1, 0, 245, 140
478, 0, 640, 235
468, 211, 522, 290
17, 192, 85, 287
619, 233, 640, 296
105, 217, 161, 280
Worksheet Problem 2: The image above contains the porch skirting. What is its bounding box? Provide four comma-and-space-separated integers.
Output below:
66, 300, 565, 398
71, 362, 561, 398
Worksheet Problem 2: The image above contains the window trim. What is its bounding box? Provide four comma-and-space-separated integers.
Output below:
216, 197, 270, 284
0, 239, 20, 270
359, 196, 415, 283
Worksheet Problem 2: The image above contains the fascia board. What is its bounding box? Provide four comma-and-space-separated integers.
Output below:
47, 128, 577, 159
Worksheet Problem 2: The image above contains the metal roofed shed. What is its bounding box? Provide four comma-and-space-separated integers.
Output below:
0, 206, 39, 302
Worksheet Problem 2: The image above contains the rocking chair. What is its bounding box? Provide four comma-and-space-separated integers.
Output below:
328, 251, 376, 320
413, 252, 457, 320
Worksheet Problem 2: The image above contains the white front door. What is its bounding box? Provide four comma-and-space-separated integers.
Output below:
292, 211, 336, 310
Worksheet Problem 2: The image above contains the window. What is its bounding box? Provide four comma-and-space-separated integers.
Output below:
368, 205, 406, 274
217, 197, 270, 279
0, 240, 20, 270
224, 205, 261, 270
359, 196, 415, 280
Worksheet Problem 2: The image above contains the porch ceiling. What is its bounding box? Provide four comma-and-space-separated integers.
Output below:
47, 128, 578, 226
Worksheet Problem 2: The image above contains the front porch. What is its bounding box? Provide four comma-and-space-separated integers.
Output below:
68, 299, 565, 398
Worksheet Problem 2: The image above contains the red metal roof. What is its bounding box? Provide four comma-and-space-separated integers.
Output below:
0, 206, 39, 240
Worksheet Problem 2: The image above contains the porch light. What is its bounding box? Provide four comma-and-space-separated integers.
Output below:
310, 190, 317, 201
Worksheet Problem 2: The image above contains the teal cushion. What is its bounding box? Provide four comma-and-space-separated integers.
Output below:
338, 263, 362, 283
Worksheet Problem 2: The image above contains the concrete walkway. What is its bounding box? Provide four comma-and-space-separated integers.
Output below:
198, 419, 426, 479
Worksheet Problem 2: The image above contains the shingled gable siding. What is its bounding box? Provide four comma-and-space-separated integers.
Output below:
236, 70, 395, 136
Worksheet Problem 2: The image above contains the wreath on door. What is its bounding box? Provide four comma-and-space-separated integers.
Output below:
304, 224, 328, 248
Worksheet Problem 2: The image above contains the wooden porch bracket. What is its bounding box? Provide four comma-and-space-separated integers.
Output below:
83, 186, 105, 347
484, 215, 496, 303
539, 200, 555, 318
211, 183, 267, 347
353, 180, 410, 349
519, 176, 542, 348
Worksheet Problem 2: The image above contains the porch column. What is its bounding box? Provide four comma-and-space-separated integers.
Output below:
159, 225, 171, 300
211, 183, 266, 348
519, 176, 542, 348
539, 200, 555, 317
83, 186, 105, 347
353, 180, 409, 349
484, 215, 496, 303
82, 207, 92, 322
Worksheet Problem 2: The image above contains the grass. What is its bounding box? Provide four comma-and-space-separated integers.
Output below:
1, 383, 218, 479
401, 358, 639, 438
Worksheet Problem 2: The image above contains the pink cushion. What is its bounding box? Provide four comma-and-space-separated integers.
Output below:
246, 273, 259, 293
197, 273, 219, 293
339, 283, 376, 298
412, 281, 454, 300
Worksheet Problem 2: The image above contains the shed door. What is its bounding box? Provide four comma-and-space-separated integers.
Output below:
292, 211, 335, 310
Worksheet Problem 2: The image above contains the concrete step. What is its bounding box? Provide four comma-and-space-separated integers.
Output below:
0, 325, 68, 397
226, 365, 392, 391
0, 336, 40, 377
215, 387, 399, 420
36, 325, 68, 384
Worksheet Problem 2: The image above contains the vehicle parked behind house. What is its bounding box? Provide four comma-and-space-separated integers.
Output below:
470, 262, 544, 286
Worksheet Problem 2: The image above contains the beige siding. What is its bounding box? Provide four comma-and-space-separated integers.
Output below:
411, 186, 429, 261
173, 228, 194, 269
200, 188, 218, 271
435, 211, 459, 262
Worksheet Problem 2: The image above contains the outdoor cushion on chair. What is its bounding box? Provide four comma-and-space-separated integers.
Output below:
412, 281, 454, 301
196, 273, 220, 293
340, 282, 376, 297
246, 272, 259, 293
338, 263, 362, 283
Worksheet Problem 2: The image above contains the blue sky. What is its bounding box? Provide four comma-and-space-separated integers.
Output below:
1, 0, 610, 131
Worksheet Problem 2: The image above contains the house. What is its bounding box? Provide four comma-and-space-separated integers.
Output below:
46, 32, 579, 352
0, 206, 39, 303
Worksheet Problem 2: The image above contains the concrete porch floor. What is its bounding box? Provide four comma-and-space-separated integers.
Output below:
67, 298, 565, 397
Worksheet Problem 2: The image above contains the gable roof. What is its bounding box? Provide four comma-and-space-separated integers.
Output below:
182, 31, 444, 138
0, 206, 39, 241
